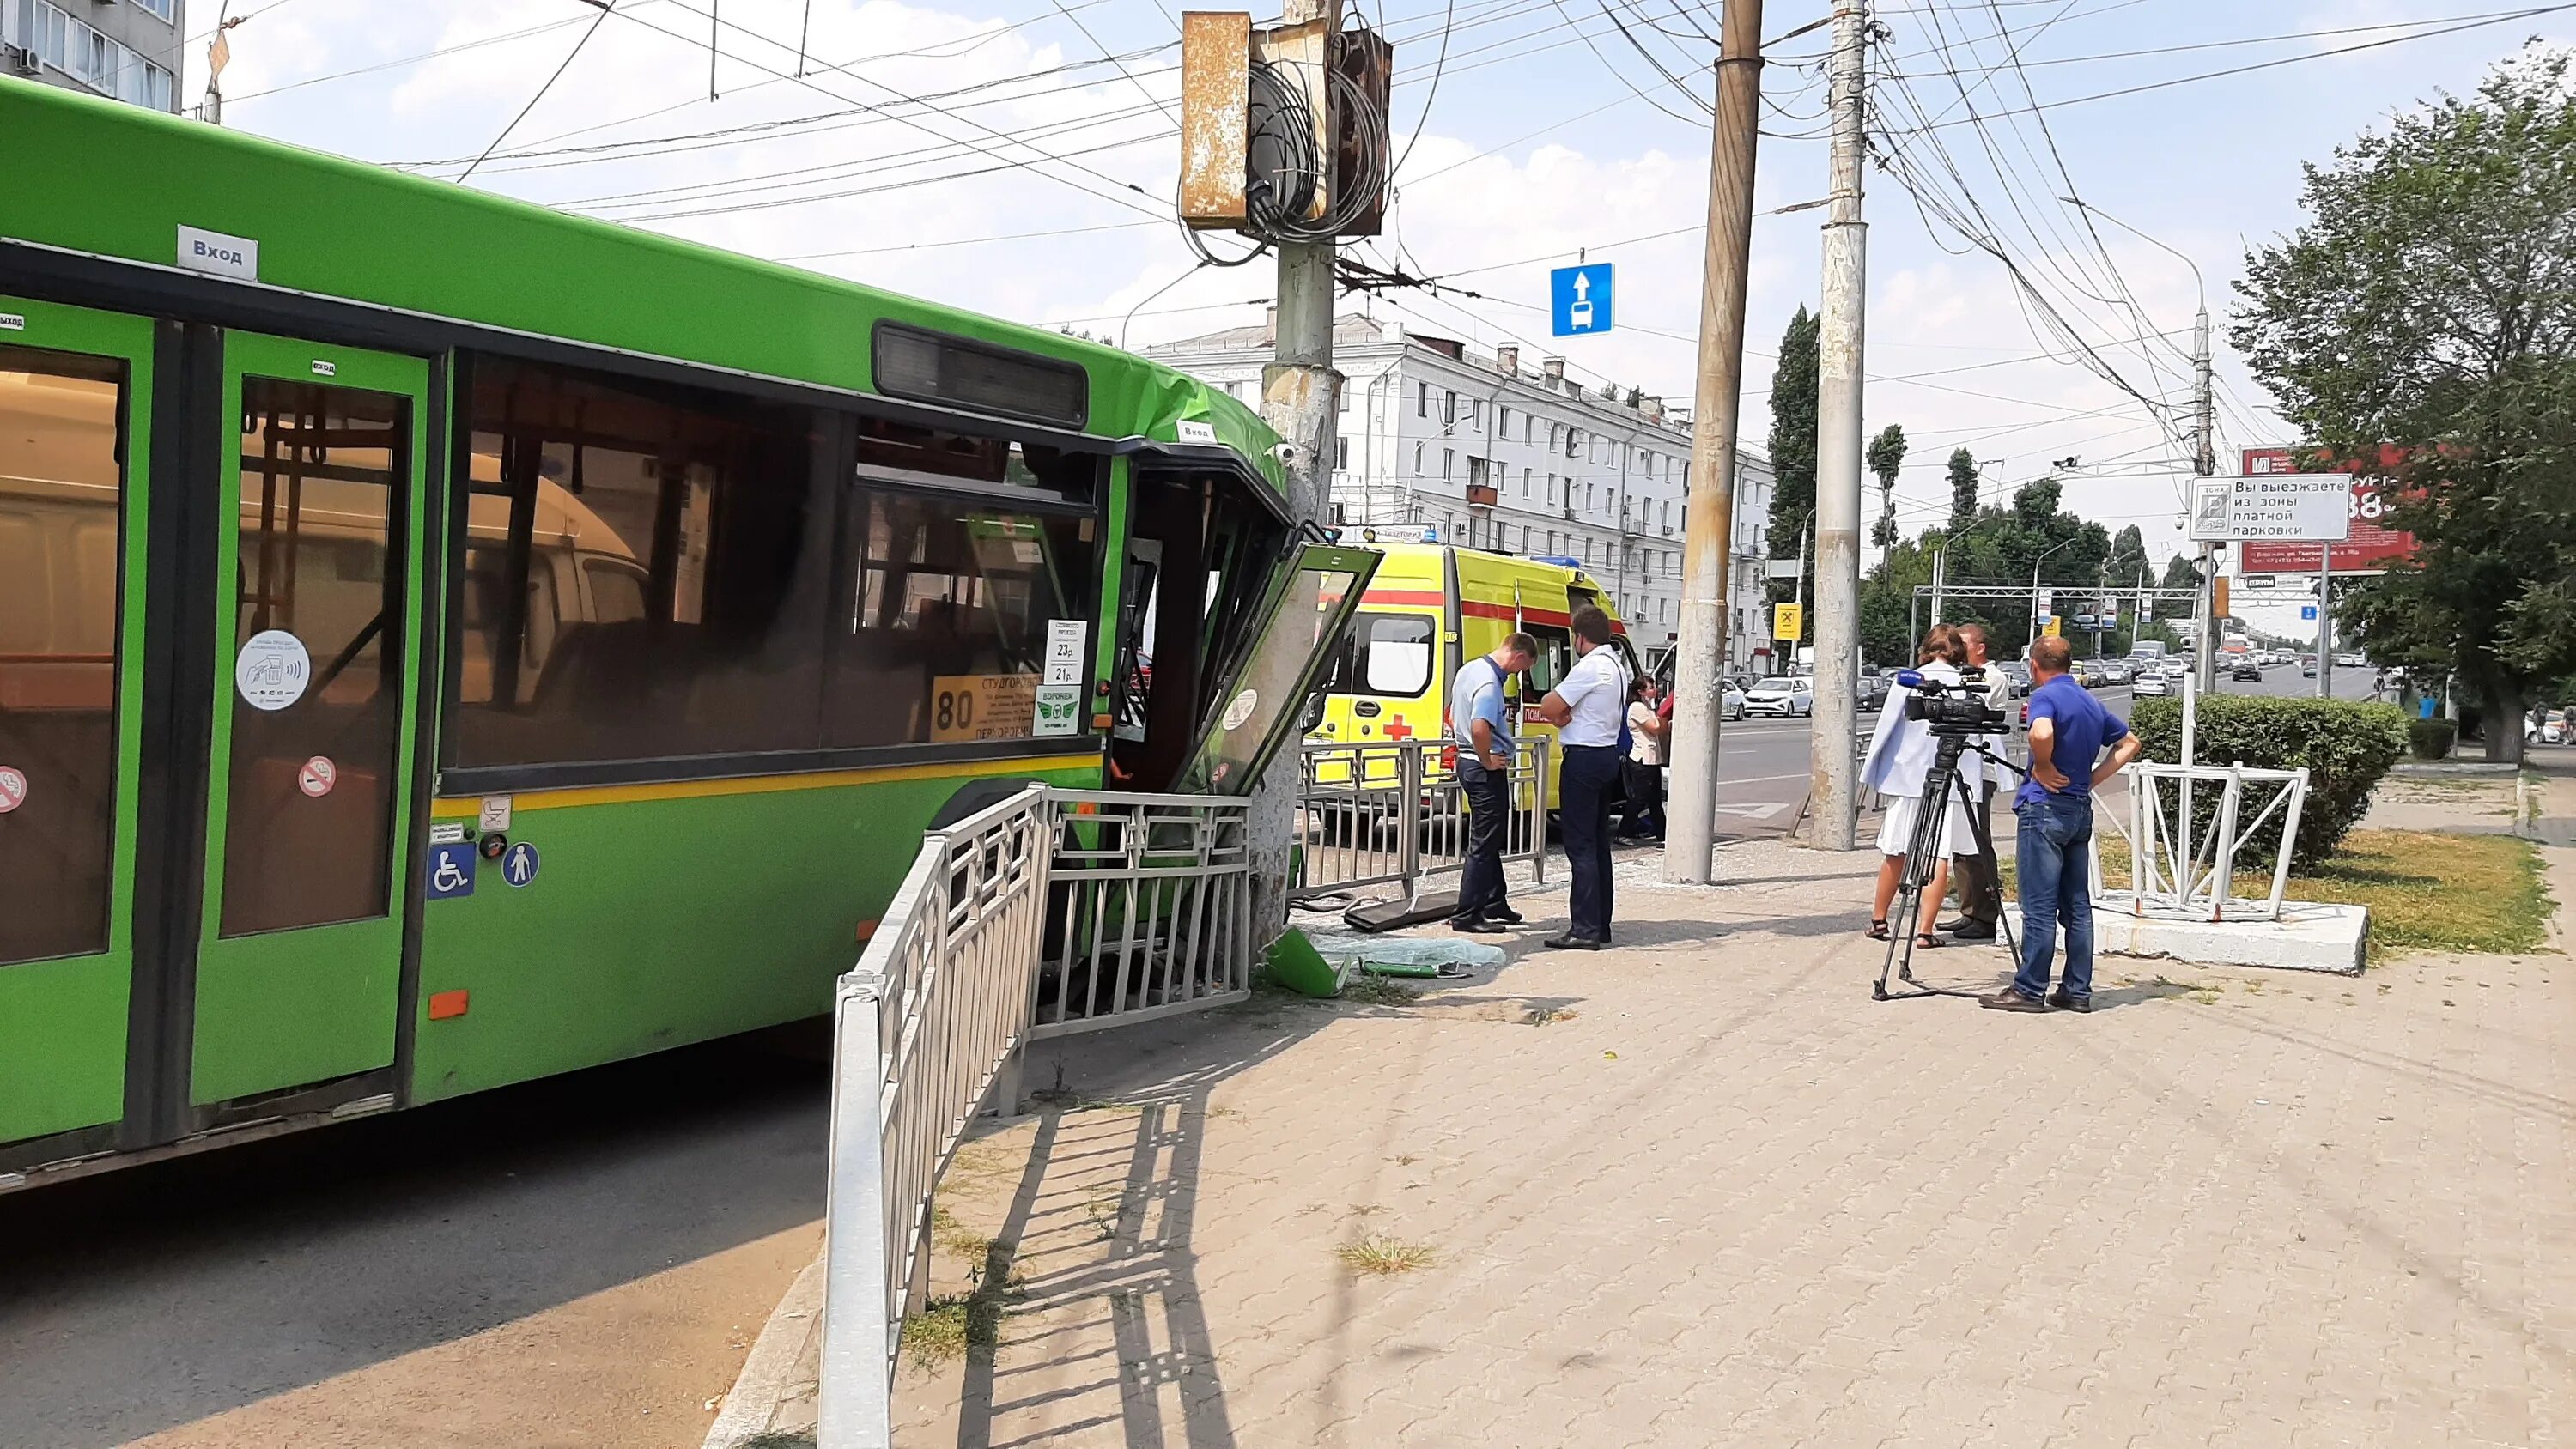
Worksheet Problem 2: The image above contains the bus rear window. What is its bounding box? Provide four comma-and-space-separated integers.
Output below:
1327, 614, 1435, 698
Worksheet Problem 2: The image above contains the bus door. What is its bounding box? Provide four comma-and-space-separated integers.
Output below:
0, 298, 155, 1159
186, 332, 430, 1113
1174, 543, 1377, 795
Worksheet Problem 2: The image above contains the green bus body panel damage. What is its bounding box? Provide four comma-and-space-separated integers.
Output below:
0, 78, 1285, 475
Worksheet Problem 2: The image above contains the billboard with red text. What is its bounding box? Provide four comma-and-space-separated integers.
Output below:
2236, 446, 2418, 573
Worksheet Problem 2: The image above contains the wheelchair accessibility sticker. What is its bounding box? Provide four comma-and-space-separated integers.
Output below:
426, 840, 477, 900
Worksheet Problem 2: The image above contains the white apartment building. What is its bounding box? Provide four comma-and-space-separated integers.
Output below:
1145, 313, 1780, 672
2, 0, 185, 112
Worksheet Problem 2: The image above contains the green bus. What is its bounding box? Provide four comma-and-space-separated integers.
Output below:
0, 78, 1374, 1189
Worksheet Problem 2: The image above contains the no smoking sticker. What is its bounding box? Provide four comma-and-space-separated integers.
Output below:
0, 766, 26, 814
297, 756, 337, 797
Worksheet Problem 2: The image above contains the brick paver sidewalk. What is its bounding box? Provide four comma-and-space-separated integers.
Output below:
878, 838, 2574, 1448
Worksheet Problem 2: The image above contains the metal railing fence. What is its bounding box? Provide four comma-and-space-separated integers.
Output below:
820, 785, 1054, 1449
1290, 737, 1550, 907
818, 785, 1262, 1447
1034, 790, 1255, 1037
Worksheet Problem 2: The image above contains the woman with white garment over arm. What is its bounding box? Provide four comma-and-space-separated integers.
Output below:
1858, 623, 1979, 949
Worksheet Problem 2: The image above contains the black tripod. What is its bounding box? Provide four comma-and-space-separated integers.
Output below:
1874, 729, 2024, 1001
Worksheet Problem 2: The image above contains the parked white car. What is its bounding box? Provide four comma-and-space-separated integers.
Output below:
1723, 682, 1747, 720
1743, 676, 1814, 718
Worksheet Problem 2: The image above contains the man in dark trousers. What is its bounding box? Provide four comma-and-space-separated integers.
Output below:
1942, 622, 2013, 942
1449, 633, 1540, 934
1985, 635, 2142, 1013
1534, 607, 1629, 950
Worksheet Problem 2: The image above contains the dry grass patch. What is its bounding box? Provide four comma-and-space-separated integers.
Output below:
1337, 1234, 1436, 1276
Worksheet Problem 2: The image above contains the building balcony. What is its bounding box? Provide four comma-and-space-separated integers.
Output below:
1465, 482, 1498, 507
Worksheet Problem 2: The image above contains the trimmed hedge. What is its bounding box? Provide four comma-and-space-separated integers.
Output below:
2409, 718, 2458, 761
2129, 696, 2408, 870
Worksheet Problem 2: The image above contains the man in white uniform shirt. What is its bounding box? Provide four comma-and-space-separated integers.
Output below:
1534, 607, 1629, 949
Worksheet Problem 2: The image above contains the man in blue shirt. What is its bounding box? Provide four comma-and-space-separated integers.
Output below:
1984, 635, 2142, 1013
1449, 633, 1539, 934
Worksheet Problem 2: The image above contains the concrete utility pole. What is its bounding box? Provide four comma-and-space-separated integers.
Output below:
1248, 0, 1344, 936
1808, 0, 1868, 851
2192, 306, 2220, 694
1665, 0, 1764, 885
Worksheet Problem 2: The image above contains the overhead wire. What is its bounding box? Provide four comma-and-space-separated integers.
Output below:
456, 2, 617, 185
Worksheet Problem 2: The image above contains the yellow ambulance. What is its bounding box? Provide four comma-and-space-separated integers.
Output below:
1308, 534, 1637, 808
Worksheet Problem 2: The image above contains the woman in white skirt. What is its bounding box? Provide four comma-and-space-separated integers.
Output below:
1859, 624, 1979, 948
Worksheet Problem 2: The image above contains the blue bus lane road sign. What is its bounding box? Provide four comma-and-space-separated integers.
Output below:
426, 840, 477, 900
502, 840, 541, 888
1551, 264, 1613, 336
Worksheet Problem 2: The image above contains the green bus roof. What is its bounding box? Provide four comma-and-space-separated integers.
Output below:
0, 76, 1279, 482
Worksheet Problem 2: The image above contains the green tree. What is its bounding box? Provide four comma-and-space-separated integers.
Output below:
1859, 529, 1938, 666
2156, 552, 2202, 618
2106, 524, 2152, 592
1866, 422, 1907, 550
1945, 447, 1980, 534
2233, 46, 2576, 760
1765, 307, 1820, 602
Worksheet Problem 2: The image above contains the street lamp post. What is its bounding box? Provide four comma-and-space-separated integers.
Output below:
2059, 197, 2218, 689
2029, 537, 2081, 657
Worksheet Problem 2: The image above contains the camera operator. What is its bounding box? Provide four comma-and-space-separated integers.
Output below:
1860, 624, 1979, 949
1941, 624, 2014, 942
1983, 635, 2142, 1015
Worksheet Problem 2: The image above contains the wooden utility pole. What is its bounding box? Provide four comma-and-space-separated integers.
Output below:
1665, 0, 1765, 884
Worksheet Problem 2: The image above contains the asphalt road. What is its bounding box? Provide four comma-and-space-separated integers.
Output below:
0, 1034, 830, 1449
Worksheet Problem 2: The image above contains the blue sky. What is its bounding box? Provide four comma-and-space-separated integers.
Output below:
191, 0, 2576, 587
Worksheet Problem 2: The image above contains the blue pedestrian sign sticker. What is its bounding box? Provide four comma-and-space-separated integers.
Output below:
426, 841, 476, 900
501, 840, 541, 888
1550, 264, 1613, 336
2300, 604, 2318, 621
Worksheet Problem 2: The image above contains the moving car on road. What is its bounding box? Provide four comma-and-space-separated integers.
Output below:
2100, 660, 2133, 686
1743, 675, 1814, 718
2132, 670, 2172, 697
2232, 659, 2266, 682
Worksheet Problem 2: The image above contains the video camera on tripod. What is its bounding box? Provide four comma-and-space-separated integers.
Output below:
1873, 665, 2021, 1001
1894, 666, 2009, 735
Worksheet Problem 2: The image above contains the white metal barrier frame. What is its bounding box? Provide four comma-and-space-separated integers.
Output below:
2086, 671, 2312, 922
818, 785, 1261, 1447
1290, 737, 1550, 907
